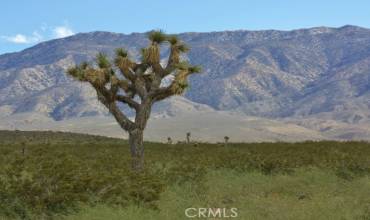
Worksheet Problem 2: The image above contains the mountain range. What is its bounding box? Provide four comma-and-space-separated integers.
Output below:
0, 25, 369, 142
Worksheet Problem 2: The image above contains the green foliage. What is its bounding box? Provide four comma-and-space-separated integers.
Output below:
177, 81, 189, 90
177, 43, 189, 52
1, 131, 370, 219
140, 48, 148, 62
174, 61, 200, 73
175, 61, 191, 70
147, 30, 167, 44
96, 53, 111, 69
67, 64, 87, 81
188, 65, 202, 73
115, 48, 128, 58
166, 35, 179, 45
66, 169, 370, 220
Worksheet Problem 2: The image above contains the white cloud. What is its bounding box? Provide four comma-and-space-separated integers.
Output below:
2, 32, 43, 44
53, 26, 74, 38
7, 34, 28, 43
1, 23, 75, 45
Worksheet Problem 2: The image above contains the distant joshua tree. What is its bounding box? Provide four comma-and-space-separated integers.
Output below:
186, 132, 191, 144
224, 136, 229, 146
67, 31, 201, 171
21, 140, 26, 155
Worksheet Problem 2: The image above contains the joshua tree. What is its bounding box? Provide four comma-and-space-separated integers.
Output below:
20, 136, 29, 155
67, 31, 201, 170
186, 132, 191, 143
21, 140, 26, 155
224, 136, 229, 146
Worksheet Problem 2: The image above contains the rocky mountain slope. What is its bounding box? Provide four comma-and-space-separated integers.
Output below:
0, 25, 369, 141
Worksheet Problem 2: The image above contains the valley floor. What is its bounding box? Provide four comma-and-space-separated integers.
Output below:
2, 113, 370, 143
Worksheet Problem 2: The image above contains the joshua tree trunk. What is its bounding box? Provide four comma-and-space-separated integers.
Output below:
129, 99, 152, 171
129, 129, 144, 170
186, 132, 191, 144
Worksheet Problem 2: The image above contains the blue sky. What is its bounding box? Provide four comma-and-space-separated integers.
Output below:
1, 0, 369, 54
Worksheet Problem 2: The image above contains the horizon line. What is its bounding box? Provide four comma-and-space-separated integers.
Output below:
1, 24, 368, 56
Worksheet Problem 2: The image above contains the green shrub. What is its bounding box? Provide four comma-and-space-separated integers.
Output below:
1, 131, 370, 219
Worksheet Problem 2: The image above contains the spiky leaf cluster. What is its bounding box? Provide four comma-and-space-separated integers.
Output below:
148, 30, 167, 44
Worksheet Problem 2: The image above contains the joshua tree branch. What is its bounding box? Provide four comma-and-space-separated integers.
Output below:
116, 95, 140, 110
150, 79, 186, 102
95, 85, 136, 131
135, 98, 153, 130
117, 65, 136, 81
133, 76, 148, 99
